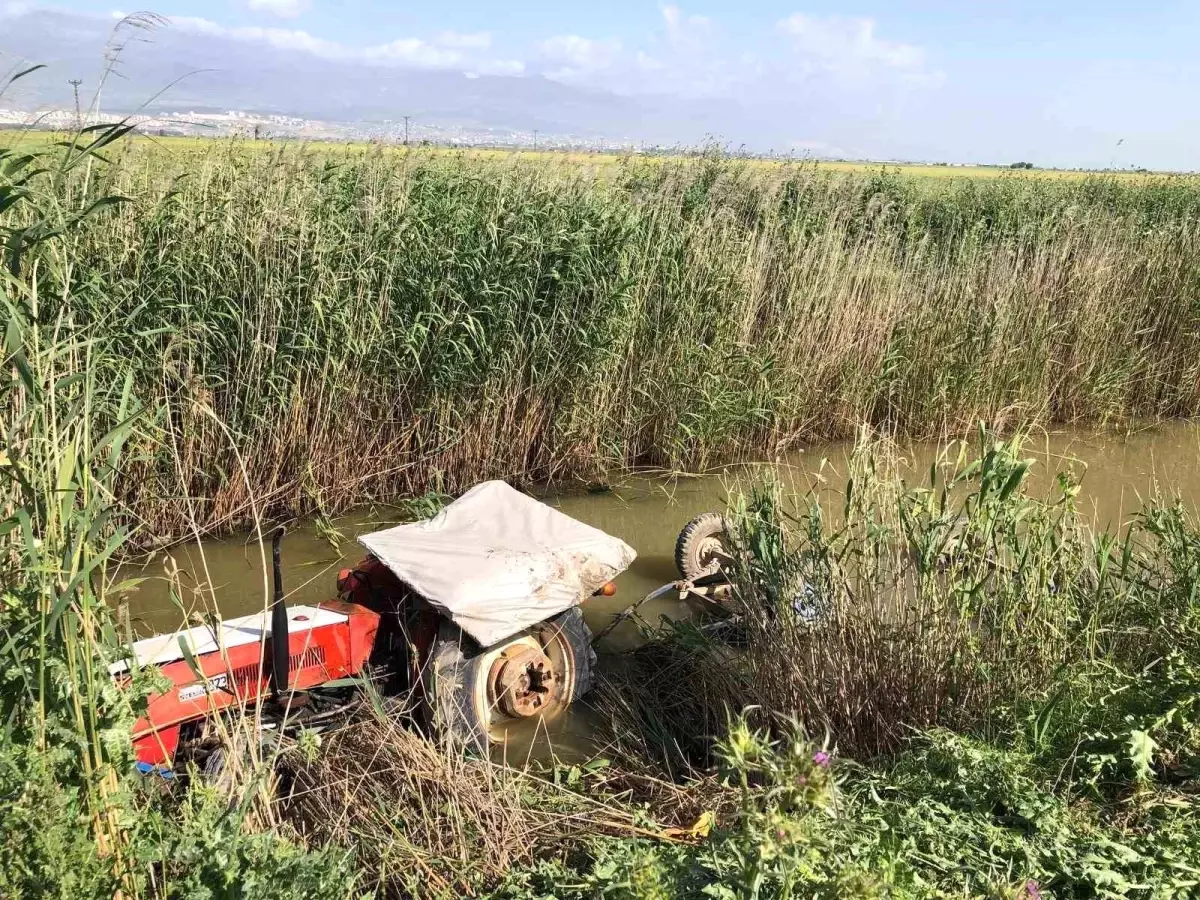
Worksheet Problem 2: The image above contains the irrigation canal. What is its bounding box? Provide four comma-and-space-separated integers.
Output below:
117, 421, 1200, 758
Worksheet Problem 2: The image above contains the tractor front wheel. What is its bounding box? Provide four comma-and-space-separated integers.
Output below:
675, 512, 733, 580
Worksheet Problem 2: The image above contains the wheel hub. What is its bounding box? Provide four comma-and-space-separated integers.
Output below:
489, 646, 560, 718
696, 536, 728, 573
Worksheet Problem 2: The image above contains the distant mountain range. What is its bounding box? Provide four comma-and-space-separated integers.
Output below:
1, 9, 751, 146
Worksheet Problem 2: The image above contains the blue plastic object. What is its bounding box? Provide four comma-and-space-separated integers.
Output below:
134, 761, 175, 780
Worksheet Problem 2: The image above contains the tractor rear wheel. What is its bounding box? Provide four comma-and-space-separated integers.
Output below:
429, 606, 593, 752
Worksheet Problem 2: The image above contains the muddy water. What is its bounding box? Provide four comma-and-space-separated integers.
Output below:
116, 423, 1200, 757
119, 422, 1200, 639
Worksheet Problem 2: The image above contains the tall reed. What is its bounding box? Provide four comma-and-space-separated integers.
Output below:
11, 140, 1200, 538
0, 118, 154, 877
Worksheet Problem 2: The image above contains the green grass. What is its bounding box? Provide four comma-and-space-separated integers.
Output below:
576, 435, 1200, 898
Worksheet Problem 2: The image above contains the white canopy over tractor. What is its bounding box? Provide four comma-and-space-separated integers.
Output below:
359, 480, 636, 647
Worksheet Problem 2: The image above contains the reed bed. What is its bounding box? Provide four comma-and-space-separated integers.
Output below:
594, 431, 1200, 764
8, 140, 1196, 540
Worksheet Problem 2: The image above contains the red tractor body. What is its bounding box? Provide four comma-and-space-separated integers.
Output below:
121, 599, 380, 767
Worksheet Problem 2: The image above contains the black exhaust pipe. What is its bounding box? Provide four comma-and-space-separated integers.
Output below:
270, 526, 289, 700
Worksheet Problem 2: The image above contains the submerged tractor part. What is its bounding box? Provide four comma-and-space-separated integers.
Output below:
674, 512, 830, 627
120, 600, 381, 769
120, 480, 629, 769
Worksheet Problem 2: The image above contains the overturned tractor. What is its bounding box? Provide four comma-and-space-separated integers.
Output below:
114, 481, 634, 773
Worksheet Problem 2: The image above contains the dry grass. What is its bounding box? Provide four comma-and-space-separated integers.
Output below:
278, 717, 550, 895
272, 704, 732, 897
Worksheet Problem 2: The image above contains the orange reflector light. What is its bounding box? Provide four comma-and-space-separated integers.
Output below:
598, 582, 617, 597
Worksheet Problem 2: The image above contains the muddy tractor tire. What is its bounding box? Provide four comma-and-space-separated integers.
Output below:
200, 736, 268, 801
675, 512, 733, 580
429, 606, 594, 752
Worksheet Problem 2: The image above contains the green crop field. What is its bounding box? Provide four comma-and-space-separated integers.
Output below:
4, 128, 1179, 180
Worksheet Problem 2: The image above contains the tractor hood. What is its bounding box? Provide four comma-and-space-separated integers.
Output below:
358, 481, 636, 647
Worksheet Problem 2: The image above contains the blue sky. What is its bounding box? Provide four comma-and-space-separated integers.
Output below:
9, 1, 1200, 168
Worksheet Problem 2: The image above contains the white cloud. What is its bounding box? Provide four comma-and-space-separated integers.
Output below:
539, 35, 622, 72
661, 4, 712, 49
1, 1, 34, 18
650, 6, 755, 97
435, 31, 491, 50
360, 38, 463, 68
471, 58, 525, 77
537, 9, 741, 97
155, 6, 937, 102
537, 34, 630, 85
157, 7, 933, 111
166, 15, 522, 73
171, 16, 338, 55
246, 0, 310, 18
777, 14, 924, 72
